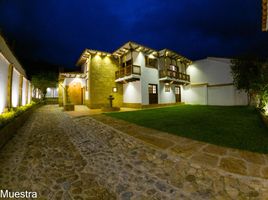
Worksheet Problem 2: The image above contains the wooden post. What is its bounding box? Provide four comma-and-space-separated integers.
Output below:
29, 83, 32, 103
6, 64, 13, 110
25, 80, 28, 104
19, 75, 23, 106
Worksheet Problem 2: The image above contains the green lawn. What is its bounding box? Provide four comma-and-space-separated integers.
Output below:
105, 105, 268, 153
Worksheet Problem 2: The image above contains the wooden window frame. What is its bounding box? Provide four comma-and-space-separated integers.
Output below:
145, 56, 157, 69
165, 84, 171, 92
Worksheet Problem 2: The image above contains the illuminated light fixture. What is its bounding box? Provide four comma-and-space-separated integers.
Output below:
47, 88, 51, 92
107, 54, 111, 57
148, 53, 155, 59
137, 47, 142, 51
112, 87, 118, 93
97, 52, 101, 56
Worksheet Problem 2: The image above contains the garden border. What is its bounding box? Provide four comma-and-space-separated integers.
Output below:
0, 103, 42, 149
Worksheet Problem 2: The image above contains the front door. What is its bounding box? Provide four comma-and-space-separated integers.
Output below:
148, 84, 158, 104
68, 82, 82, 105
175, 86, 181, 102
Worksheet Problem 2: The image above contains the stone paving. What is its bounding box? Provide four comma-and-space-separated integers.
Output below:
0, 105, 268, 199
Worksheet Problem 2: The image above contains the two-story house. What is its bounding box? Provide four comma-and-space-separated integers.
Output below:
59, 41, 191, 108
58, 41, 248, 109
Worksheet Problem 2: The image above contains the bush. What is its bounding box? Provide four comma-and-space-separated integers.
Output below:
0, 102, 36, 128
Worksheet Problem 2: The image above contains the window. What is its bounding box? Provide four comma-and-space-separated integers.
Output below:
165, 84, 171, 92
175, 86, 180, 94
169, 65, 177, 71
148, 84, 157, 94
145, 56, 157, 68
122, 59, 132, 68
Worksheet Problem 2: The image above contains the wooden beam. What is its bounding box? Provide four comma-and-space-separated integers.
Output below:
6, 64, 13, 109
25, 80, 28, 105
19, 75, 23, 106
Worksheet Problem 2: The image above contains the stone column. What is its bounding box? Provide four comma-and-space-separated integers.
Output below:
6, 64, 13, 110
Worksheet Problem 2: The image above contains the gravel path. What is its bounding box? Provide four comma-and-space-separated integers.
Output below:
0, 105, 267, 199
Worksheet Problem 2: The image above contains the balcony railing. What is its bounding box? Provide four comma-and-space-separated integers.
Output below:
159, 70, 190, 82
115, 65, 141, 79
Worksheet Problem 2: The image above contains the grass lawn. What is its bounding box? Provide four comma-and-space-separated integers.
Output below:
105, 105, 268, 154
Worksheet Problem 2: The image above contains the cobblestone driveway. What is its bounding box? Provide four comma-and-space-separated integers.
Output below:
0, 105, 267, 199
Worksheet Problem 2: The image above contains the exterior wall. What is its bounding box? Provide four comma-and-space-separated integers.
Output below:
159, 83, 176, 104
183, 85, 208, 105
89, 54, 123, 108
132, 51, 159, 105
0, 35, 32, 113
28, 83, 32, 104
0, 53, 9, 113
185, 58, 248, 106
234, 90, 248, 105
123, 81, 141, 103
46, 87, 59, 98
208, 85, 235, 106
12, 68, 20, 107
22, 77, 27, 106
58, 80, 64, 106
63, 78, 86, 87
187, 58, 233, 84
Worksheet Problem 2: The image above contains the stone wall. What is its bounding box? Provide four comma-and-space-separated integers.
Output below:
89, 55, 123, 109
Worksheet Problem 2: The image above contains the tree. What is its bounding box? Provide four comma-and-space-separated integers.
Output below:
31, 71, 58, 99
231, 55, 267, 106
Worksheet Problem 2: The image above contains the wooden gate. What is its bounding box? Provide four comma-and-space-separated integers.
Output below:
68, 82, 83, 105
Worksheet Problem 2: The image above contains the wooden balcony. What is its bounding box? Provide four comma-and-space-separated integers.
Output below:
115, 65, 141, 82
159, 69, 190, 83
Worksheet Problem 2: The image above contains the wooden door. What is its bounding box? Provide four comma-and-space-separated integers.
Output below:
68, 82, 82, 105
175, 86, 181, 102
148, 84, 158, 104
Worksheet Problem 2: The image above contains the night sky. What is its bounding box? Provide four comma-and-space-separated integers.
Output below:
0, 0, 267, 70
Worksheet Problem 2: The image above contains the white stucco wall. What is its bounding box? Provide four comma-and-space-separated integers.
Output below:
132, 51, 159, 105
28, 83, 31, 103
21, 77, 27, 106
0, 53, 9, 113
159, 83, 176, 104
12, 68, 20, 107
46, 87, 59, 98
63, 78, 86, 87
234, 90, 248, 105
183, 85, 207, 105
207, 85, 235, 105
185, 57, 248, 106
123, 81, 141, 103
187, 58, 233, 85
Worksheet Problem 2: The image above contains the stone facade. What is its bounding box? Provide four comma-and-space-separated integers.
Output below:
87, 55, 123, 109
